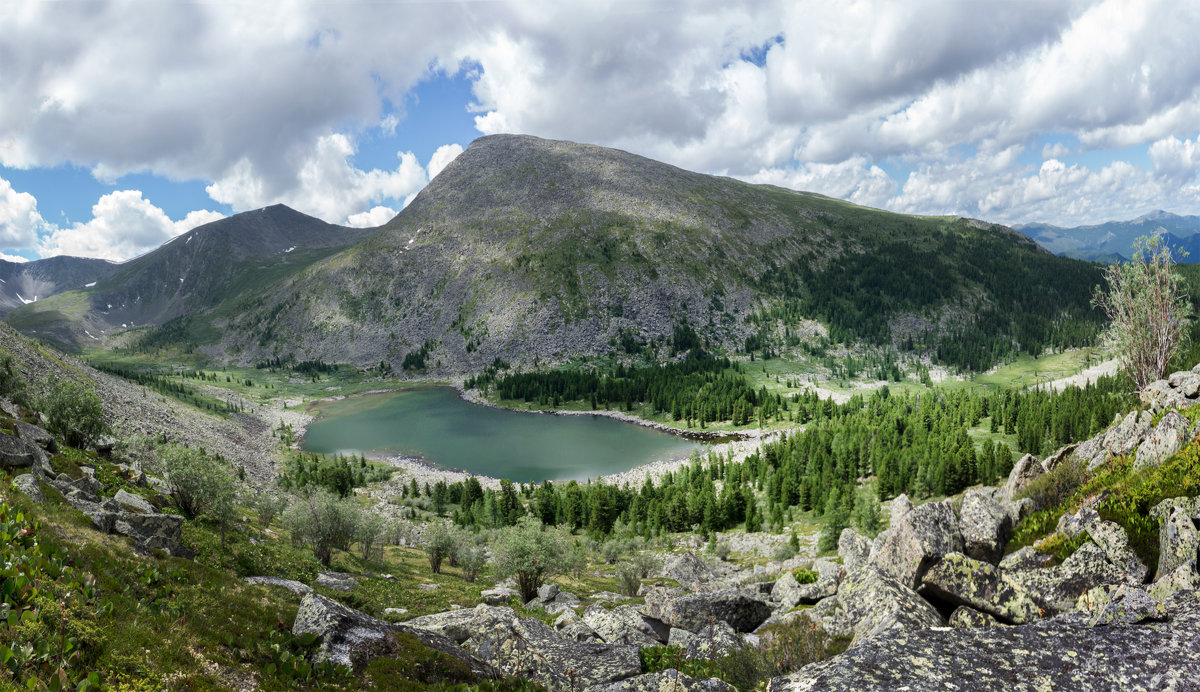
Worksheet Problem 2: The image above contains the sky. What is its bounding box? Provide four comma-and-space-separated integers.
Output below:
2, 0, 1200, 262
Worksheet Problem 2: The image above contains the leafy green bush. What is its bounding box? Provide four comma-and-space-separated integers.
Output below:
791, 569, 818, 584
492, 517, 573, 603
424, 521, 457, 574
1018, 458, 1088, 512
281, 489, 362, 566
40, 376, 108, 449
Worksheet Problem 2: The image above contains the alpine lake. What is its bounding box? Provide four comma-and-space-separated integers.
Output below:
300, 386, 703, 482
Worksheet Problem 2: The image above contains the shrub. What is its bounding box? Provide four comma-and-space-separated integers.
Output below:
40, 376, 108, 449
456, 543, 488, 583
251, 491, 287, 528
1018, 459, 1088, 511
0, 350, 28, 405
282, 489, 362, 566
492, 516, 573, 603
423, 521, 457, 574
707, 540, 731, 561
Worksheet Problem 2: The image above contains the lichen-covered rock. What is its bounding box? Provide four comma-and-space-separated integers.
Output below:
958, 488, 1011, 564
998, 546, 1053, 572
649, 588, 771, 633
1169, 369, 1200, 397
804, 595, 854, 640
113, 489, 155, 514
1041, 443, 1079, 473
1103, 410, 1153, 458
561, 620, 603, 643
771, 571, 801, 608
555, 609, 581, 629
837, 566, 944, 643
405, 607, 488, 643
14, 421, 57, 455
1149, 560, 1199, 603
583, 604, 664, 647
0, 431, 41, 470
920, 553, 1041, 624
838, 528, 871, 573
659, 552, 717, 591
243, 576, 313, 596
1150, 496, 1200, 522
776, 560, 840, 608
682, 621, 743, 661
999, 454, 1043, 504
1135, 410, 1191, 470
948, 606, 1004, 628
481, 586, 519, 605
586, 668, 735, 692
1140, 379, 1190, 414
293, 593, 491, 676
667, 627, 695, 648
1073, 432, 1113, 471
765, 592, 1200, 691
889, 494, 912, 527
1085, 518, 1150, 584
12, 473, 43, 503
1082, 585, 1168, 627
868, 500, 963, 590
465, 606, 640, 689
538, 583, 560, 602
1158, 506, 1200, 580
1002, 543, 1127, 616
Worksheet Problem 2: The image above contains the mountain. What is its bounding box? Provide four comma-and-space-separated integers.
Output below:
1018, 210, 1200, 263
0, 255, 119, 313
10, 135, 1105, 371
7, 204, 372, 350
214, 135, 1104, 373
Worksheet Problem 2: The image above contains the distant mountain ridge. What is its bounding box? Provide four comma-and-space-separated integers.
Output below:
1018, 210, 1200, 263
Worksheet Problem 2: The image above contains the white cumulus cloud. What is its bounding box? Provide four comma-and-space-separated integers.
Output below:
39, 191, 223, 261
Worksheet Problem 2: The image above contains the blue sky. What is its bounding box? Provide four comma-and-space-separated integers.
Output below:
2, 0, 1199, 261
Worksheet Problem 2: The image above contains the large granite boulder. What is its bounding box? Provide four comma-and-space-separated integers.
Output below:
113, 489, 156, 515
838, 528, 871, 573
583, 604, 666, 647
802, 595, 854, 640
773, 561, 840, 609
464, 606, 640, 689
999, 546, 1053, 572
1151, 496, 1200, 523
682, 621, 744, 661
292, 593, 491, 676
1135, 410, 1191, 470
1079, 585, 1168, 627
243, 576, 313, 596
14, 421, 57, 455
1157, 506, 1200, 581
889, 494, 912, 527
868, 500, 963, 590
0, 431, 42, 470
317, 571, 358, 593
919, 552, 1041, 625
1073, 432, 1113, 471
1085, 518, 1150, 585
765, 593, 1200, 691
947, 606, 1004, 629
1002, 543, 1128, 616
587, 668, 735, 692
1170, 369, 1200, 397
958, 488, 1011, 564
1103, 410, 1153, 458
660, 552, 717, 591
1149, 560, 1200, 603
480, 586, 519, 605
405, 607, 486, 643
999, 454, 1043, 504
647, 588, 772, 633
837, 566, 944, 643
1140, 379, 1190, 414
12, 473, 44, 503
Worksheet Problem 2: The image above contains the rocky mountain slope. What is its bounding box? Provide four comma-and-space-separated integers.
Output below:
7, 204, 370, 350
215, 135, 1103, 373
0, 255, 118, 314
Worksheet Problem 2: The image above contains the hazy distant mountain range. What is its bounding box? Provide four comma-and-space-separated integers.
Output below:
1018, 210, 1200, 263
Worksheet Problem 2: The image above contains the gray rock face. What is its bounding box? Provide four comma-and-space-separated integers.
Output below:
948, 606, 1003, 629
1140, 379, 1190, 413
587, 668, 735, 692
1103, 410, 1153, 458
1135, 410, 1190, 470
683, 621, 744, 661
770, 572, 801, 609
999, 454, 1043, 503
1170, 369, 1200, 397
998, 546, 1053, 572
464, 605, 640, 689
765, 593, 1200, 692
1158, 507, 1200, 580
14, 421, 56, 455
1085, 518, 1150, 585
868, 500, 963, 590
660, 552, 717, 591
649, 588, 772, 633
920, 552, 1041, 625
1073, 433, 1113, 471
405, 607, 484, 643
1002, 543, 1127, 616
1082, 585, 1168, 627
0, 431, 40, 469
837, 566, 944, 643
889, 494, 912, 527
481, 586, 519, 605
293, 593, 491, 676
583, 604, 664, 647
561, 620, 603, 643
774, 561, 840, 609
838, 528, 871, 573
958, 488, 1011, 564
667, 627, 695, 648
243, 576, 313, 596
1149, 560, 1199, 603
12, 473, 43, 503
1151, 496, 1200, 523
803, 596, 854, 640
113, 489, 155, 514
1040, 443, 1079, 473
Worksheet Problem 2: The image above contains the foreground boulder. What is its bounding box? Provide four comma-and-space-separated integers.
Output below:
587, 668, 734, 692
682, 621, 744, 661
1135, 410, 1190, 470
12, 473, 44, 503
647, 588, 771, 633
766, 593, 1200, 691
920, 553, 1040, 624
1085, 517, 1151, 585
868, 500, 963, 589
583, 604, 666, 646
660, 552, 717, 590
999, 454, 1043, 504
465, 607, 640, 689
958, 488, 1011, 564
838, 528, 871, 573
292, 593, 491, 676
837, 566, 944, 643
1158, 506, 1200, 580
1002, 543, 1128, 615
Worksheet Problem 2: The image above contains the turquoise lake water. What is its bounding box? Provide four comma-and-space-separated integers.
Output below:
300, 387, 701, 482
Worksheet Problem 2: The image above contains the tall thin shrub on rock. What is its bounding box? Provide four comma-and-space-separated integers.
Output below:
1093, 235, 1192, 391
